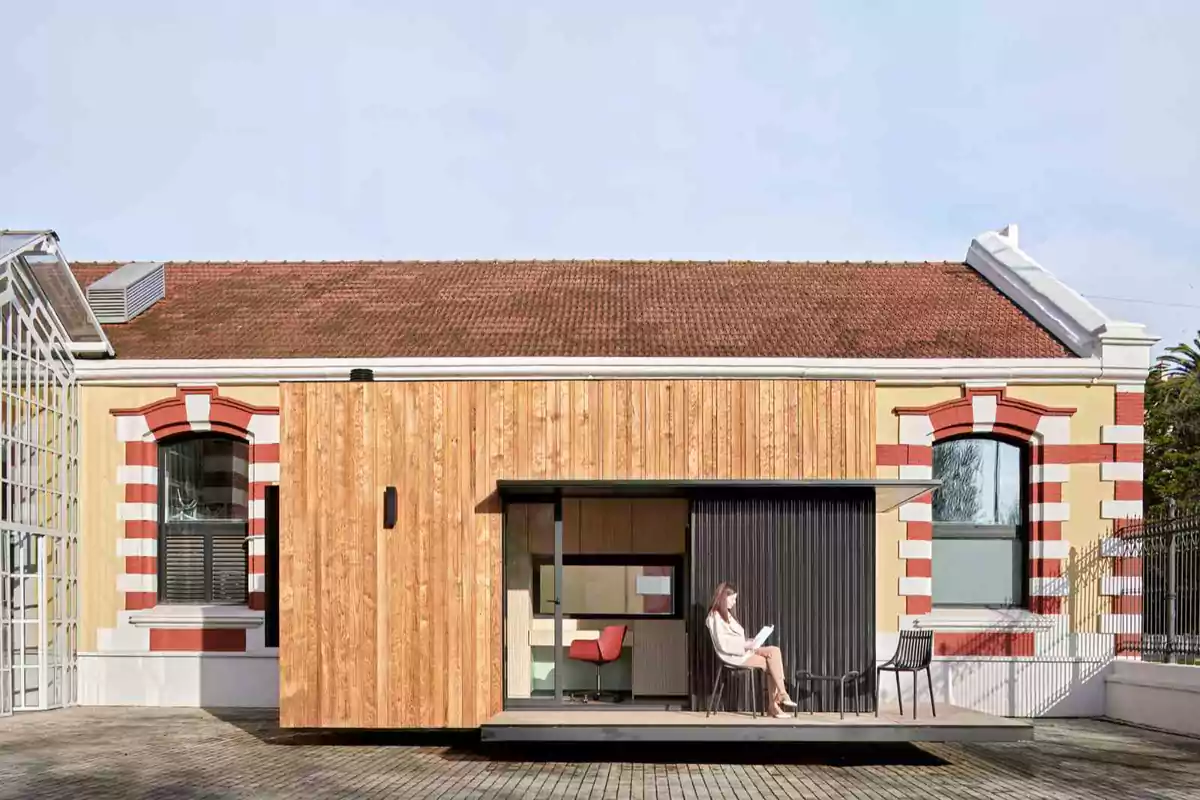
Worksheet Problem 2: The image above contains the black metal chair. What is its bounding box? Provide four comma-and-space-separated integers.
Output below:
876, 629, 935, 719
793, 668, 865, 720
706, 662, 764, 718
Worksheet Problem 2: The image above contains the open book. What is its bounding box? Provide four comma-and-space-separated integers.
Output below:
750, 625, 774, 650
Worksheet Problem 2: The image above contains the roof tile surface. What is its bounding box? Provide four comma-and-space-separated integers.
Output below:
70, 260, 1074, 360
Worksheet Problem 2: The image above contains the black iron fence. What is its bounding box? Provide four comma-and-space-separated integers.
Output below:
1119, 509, 1200, 663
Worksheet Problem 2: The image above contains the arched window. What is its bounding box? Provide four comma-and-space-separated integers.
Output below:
932, 437, 1024, 608
158, 435, 249, 604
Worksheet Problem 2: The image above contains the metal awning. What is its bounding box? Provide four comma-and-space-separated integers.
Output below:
496, 478, 938, 512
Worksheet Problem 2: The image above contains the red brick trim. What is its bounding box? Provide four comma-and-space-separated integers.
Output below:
149, 628, 247, 652
934, 632, 1035, 657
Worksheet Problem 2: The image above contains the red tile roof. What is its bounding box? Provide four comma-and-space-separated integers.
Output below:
70, 260, 1073, 360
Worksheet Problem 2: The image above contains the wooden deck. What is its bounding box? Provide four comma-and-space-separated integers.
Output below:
482, 706, 1033, 743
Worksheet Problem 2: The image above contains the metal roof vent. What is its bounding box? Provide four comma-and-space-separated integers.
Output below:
85, 262, 166, 323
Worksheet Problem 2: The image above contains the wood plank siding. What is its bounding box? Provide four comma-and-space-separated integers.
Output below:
279, 379, 875, 729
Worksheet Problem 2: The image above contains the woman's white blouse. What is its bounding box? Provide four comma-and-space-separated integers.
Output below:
706, 611, 749, 666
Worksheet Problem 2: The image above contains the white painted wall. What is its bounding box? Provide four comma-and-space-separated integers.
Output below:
78, 652, 279, 708
1105, 661, 1200, 737
872, 632, 1112, 718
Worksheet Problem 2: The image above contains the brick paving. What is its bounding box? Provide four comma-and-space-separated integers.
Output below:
2, 708, 1200, 799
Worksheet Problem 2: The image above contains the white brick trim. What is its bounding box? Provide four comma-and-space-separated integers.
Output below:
116, 415, 151, 442
117, 573, 157, 593
249, 499, 266, 519
248, 536, 266, 557
117, 538, 158, 558
1100, 614, 1141, 634
1102, 425, 1145, 445
1101, 576, 1142, 596
1034, 415, 1071, 445
118, 502, 157, 522
1029, 502, 1070, 522
1101, 537, 1141, 558
1116, 383, 1146, 394
899, 577, 932, 597
971, 394, 998, 433
1101, 462, 1144, 482
899, 540, 933, 560
898, 501, 933, 522
898, 465, 933, 481
1029, 540, 1071, 560
249, 574, 267, 593
1030, 576, 1069, 597
248, 414, 280, 445
1030, 464, 1070, 484
117, 465, 158, 485
1102, 500, 1143, 520
184, 392, 212, 431
249, 462, 281, 483
898, 414, 933, 446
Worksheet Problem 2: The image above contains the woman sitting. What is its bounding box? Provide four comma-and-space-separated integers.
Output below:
706, 581, 797, 717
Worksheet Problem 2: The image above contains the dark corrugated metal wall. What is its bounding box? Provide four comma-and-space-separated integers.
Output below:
689, 490, 876, 713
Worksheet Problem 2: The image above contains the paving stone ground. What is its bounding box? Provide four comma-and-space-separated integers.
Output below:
2, 708, 1200, 799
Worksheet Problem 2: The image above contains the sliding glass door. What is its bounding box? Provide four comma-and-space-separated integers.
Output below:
503, 495, 689, 707
504, 500, 564, 704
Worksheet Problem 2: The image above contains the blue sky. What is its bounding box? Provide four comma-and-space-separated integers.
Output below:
3, 1, 1196, 352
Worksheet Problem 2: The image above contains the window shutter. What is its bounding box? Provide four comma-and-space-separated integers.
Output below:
161, 526, 208, 604
210, 526, 248, 603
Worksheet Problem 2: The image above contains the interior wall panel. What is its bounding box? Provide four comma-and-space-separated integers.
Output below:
280, 379, 876, 729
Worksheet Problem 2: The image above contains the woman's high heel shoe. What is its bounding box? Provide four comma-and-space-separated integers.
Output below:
779, 697, 798, 710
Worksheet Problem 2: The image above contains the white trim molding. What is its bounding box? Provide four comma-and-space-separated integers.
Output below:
899, 539, 933, 560
1030, 464, 1070, 484
1101, 462, 1144, 482
1029, 540, 1072, 560
1100, 614, 1142, 635
1101, 576, 1143, 597
905, 608, 1055, 632
898, 501, 933, 522
1102, 500, 1144, 520
899, 577, 933, 597
1101, 537, 1142, 558
127, 605, 264, 630
74, 355, 1154, 386
1030, 577, 1070, 597
1029, 502, 1070, 522
966, 227, 1158, 363
1102, 425, 1145, 445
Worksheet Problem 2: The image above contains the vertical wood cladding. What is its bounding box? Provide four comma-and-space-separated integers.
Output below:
280, 380, 875, 728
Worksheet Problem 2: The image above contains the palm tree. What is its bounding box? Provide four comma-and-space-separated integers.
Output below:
1161, 333, 1200, 379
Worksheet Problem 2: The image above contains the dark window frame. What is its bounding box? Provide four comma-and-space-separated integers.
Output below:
156, 433, 250, 606
931, 435, 1029, 610
531, 553, 685, 620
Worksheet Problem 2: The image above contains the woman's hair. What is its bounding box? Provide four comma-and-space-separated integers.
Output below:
709, 582, 737, 623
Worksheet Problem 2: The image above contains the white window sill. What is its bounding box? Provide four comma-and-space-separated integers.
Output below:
128, 605, 264, 630
907, 608, 1054, 632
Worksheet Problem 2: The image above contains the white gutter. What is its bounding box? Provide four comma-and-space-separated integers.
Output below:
72, 356, 1149, 386
70, 341, 114, 357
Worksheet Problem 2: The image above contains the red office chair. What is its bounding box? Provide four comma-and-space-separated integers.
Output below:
567, 625, 628, 702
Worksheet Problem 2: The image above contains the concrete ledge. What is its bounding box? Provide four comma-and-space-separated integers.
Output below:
78, 652, 279, 708
1105, 661, 1200, 737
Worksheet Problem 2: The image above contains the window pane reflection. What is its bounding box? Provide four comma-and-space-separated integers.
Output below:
932, 439, 1021, 525
161, 438, 249, 522
537, 564, 676, 616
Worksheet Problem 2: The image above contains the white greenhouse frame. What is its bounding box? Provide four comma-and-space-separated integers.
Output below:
0, 231, 107, 715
